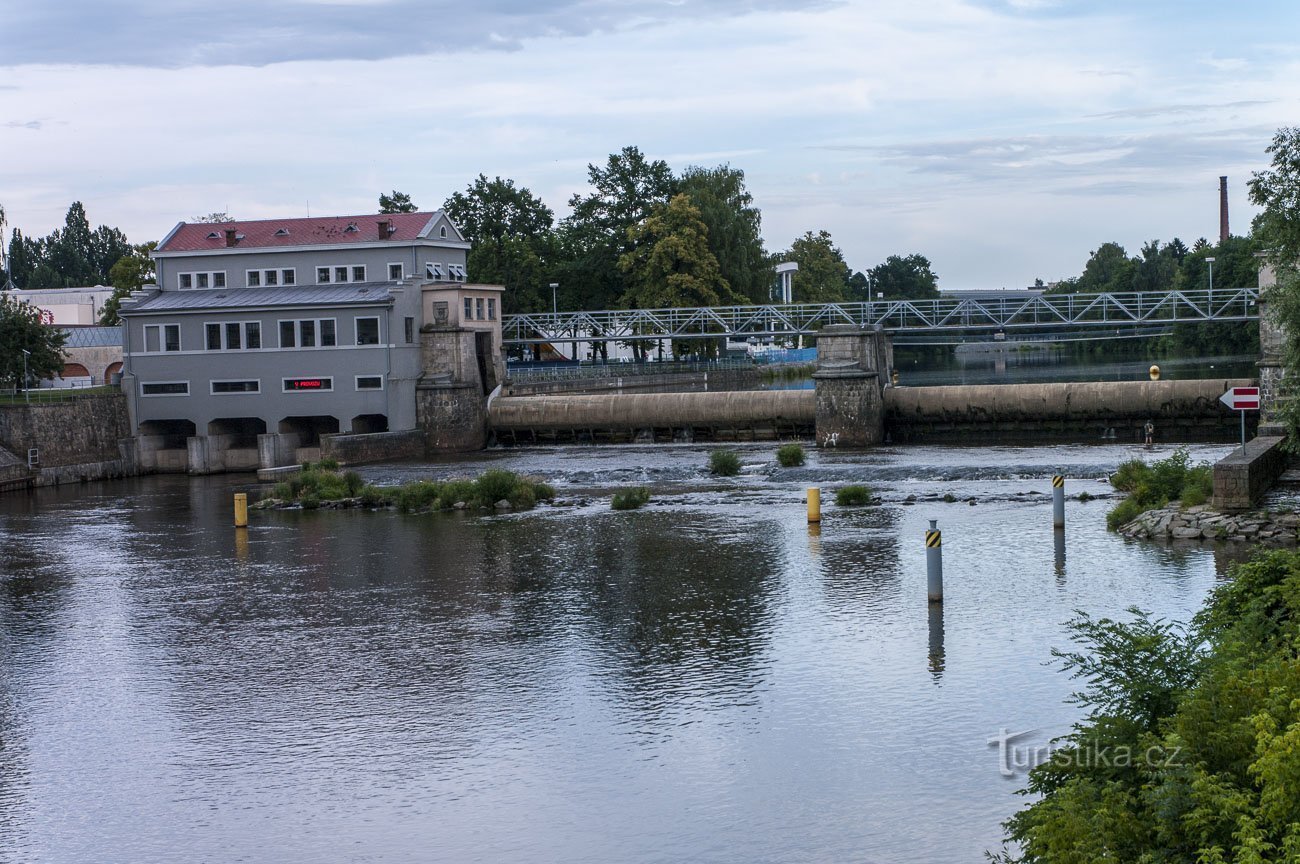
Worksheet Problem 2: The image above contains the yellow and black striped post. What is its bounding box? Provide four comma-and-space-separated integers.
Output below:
1051, 474, 1065, 530
926, 519, 943, 602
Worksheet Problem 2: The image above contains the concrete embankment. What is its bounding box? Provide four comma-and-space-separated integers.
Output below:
490, 389, 815, 443
885, 379, 1254, 443
490, 378, 1255, 444
0, 393, 135, 489
505, 367, 761, 397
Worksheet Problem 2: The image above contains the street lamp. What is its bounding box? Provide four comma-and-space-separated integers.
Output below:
1206, 257, 1215, 294
549, 282, 559, 316
20, 349, 30, 404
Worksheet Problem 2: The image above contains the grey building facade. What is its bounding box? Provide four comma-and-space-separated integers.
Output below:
119, 211, 500, 473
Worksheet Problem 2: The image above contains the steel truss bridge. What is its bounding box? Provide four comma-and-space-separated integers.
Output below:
501, 288, 1260, 346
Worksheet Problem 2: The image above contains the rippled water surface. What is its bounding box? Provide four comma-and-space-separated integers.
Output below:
0, 442, 1241, 863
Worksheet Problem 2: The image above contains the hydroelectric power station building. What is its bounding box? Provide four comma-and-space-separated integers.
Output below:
119, 211, 504, 473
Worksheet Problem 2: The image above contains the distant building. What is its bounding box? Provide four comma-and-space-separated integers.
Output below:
119, 211, 503, 472
8, 285, 115, 325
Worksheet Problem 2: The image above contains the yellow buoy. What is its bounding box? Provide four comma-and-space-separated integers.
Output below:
234, 492, 249, 528
1149, 365, 1161, 381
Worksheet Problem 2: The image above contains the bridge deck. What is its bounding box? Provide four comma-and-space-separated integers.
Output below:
502, 288, 1259, 345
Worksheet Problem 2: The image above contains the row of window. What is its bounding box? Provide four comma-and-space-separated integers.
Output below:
464, 297, 497, 321
140, 376, 385, 397
145, 317, 415, 353
177, 262, 468, 290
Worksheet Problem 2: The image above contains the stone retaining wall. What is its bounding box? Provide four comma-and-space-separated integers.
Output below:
0, 394, 130, 466
1119, 503, 1299, 545
1212, 436, 1288, 511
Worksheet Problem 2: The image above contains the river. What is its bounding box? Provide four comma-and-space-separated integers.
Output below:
0, 440, 1247, 863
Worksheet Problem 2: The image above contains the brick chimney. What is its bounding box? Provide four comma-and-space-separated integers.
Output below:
224, 228, 238, 247
377, 219, 393, 239
1219, 176, 1229, 243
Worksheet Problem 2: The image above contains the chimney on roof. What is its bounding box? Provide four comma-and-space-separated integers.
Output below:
377, 218, 393, 239
224, 228, 238, 247
1219, 176, 1229, 243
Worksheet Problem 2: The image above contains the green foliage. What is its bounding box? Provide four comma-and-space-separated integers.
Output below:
100, 242, 158, 325
439, 479, 476, 507
776, 442, 806, 467
709, 450, 741, 476
0, 292, 67, 387
263, 466, 557, 515
272, 481, 293, 500
342, 471, 364, 497
316, 458, 339, 471
1106, 448, 1212, 529
531, 481, 557, 501
678, 165, 770, 304
835, 484, 873, 506
378, 190, 417, 213
474, 468, 520, 505
779, 229, 850, 302
5, 202, 133, 290
612, 487, 651, 510
997, 549, 1300, 862
358, 485, 393, 508
618, 193, 740, 311
863, 253, 939, 301
395, 480, 441, 513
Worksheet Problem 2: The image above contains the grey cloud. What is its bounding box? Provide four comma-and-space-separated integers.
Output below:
3, 120, 42, 130
1089, 100, 1272, 120
816, 129, 1271, 190
2, 0, 831, 68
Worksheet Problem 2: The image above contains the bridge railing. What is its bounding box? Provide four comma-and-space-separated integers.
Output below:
501, 288, 1260, 344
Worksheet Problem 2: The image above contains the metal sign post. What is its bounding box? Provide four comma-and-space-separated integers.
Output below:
1219, 386, 1260, 452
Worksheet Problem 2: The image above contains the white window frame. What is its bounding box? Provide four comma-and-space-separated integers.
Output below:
355, 375, 385, 391
355, 316, 381, 346
487, 298, 496, 320
247, 268, 294, 288
282, 377, 334, 393
426, 262, 444, 280
276, 318, 336, 349
388, 262, 404, 281
316, 266, 331, 284
140, 380, 190, 397
351, 265, 366, 282
205, 320, 262, 351
463, 298, 473, 321
144, 324, 182, 353
178, 271, 225, 290
210, 379, 261, 395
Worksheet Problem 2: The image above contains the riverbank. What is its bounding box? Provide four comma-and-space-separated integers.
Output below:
1117, 503, 1300, 544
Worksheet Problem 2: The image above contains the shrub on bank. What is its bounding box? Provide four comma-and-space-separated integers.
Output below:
709, 450, 741, 476
262, 464, 555, 515
776, 443, 806, 467
835, 484, 874, 506
1106, 447, 1212, 530
612, 487, 651, 510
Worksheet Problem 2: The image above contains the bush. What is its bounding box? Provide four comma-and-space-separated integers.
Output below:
474, 469, 520, 506
709, 450, 741, 476
272, 481, 293, 500
1106, 448, 1213, 529
343, 471, 364, 497
358, 485, 392, 508
835, 484, 873, 506
531, 481, 557, 501
612, 487, 651, 510
396, 480, 442, 513
316, 458, 340, 472
440, 479, 476, 507
299, 494, 320, 510
776, 443, 806, 467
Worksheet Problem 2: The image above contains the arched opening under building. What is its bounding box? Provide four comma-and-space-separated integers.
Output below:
351, 414, 389, 434
59, 362, 92, 387
137, 419, 196, 472
207, 418, 267, 471
278, 416, 339, 462
104, 361, 123, 385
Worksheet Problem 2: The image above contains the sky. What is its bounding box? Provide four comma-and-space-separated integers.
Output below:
2, 0, 1298, 290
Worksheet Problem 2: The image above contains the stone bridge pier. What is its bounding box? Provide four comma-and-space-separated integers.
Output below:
812, 325, 892, 447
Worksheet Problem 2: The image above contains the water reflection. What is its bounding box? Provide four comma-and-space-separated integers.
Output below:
927, 602, 945, 680
1054, 529, 1066, 585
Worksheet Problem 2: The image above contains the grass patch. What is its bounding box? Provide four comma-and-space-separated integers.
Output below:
835, 484, 874, 506
262, 464, 555, 515
1106, 447, 1213, 531
611, 487, 652, 510
776, 442, 806, 467
709, 450, 741, 476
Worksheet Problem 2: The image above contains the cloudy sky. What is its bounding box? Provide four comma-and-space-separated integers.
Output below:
2, 0, 1297, 289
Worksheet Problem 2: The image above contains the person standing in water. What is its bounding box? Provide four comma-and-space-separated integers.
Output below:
1143, 420, 1155, 446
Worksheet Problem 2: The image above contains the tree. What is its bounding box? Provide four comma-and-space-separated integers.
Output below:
378, 191, 417, 214
100, 242, 157, 325
1076, 242, 1136, 294
3, 203, 136, 290
1130, 239, 1178, 293
678, 165, 770, 303
777, 230, 850, 303
865, 253, 940, 301
0, 292, 67, 388
618, 193, 738, 310
561, 146, 678, 314
192, 212, 234, 223
443, 175, 555, 314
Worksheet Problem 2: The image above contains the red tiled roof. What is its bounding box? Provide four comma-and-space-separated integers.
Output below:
156, 211, 444, 253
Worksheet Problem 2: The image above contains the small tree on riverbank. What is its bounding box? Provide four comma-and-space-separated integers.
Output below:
0, 293, 66, 388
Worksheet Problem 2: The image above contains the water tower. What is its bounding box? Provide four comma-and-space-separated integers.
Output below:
775, 262, 799, 304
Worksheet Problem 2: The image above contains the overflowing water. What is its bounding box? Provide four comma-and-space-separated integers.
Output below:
0, 441, 1245, 862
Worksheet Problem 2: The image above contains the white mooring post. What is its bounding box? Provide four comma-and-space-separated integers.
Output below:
1052, 474, 1065, 530
926, 519, 943, 603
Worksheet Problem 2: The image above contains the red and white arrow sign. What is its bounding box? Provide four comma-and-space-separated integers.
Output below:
1220, 386, 1260, 411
